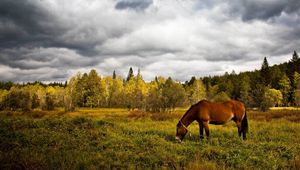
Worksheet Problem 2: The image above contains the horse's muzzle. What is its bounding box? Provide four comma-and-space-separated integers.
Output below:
175, 136, 182, 143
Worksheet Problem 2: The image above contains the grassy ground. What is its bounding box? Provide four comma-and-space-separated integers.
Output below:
0, 109, 300, 169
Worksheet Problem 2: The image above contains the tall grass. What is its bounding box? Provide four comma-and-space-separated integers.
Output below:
0, 109, 300, 169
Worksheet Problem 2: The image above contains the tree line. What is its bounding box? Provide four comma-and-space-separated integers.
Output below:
0, 51, 300, 112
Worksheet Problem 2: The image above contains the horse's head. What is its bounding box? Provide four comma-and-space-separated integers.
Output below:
175, 121, 188, 143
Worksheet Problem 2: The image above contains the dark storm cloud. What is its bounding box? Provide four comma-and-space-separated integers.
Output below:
115, 0, 153, 10
0, 0, 104, 56
233, 0, 300, 21
0, 0, 60, 48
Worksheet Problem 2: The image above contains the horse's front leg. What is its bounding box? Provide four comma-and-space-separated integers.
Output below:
203, 121, 210, 139
199, 122, 204, 141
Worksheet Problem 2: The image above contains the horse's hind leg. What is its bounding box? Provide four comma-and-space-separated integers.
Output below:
236, 121, 242, 138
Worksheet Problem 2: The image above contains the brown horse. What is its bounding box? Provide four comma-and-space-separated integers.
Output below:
176, 100, 248, 142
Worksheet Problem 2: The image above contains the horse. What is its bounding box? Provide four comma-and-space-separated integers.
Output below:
175, 100, 248, 142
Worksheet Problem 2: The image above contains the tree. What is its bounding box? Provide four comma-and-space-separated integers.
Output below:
3, 86, 32, 111
287, 51, 300, 106
64, 76, 80, 112
250, 71, 267, 110
211, 91, 231, 102
124, 76, 136, 110
161, 77, 186, 111
264, 88, 283, 107
186, 78, 206, 105
294, 72, 300, 107
279, 74, 291, 106
134, 70, 148, 109
291, 50, 299, 62
113, 70, 117, 79
107, 76, 125, 107
126, 67, 134, 82
0, 90, 9, 110
238, 74, 251, 106
146, 77, 165, 112
86, 69, 106, 107
270, 66, 284, 89
41, 86, 55, 110
261, 57, 271, 86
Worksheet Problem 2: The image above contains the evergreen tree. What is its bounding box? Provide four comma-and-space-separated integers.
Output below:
113, 70, 117, 79
291, 51, 299, 62
261, 57, 271, 86
287, 51, 300, 105
126, 67, 134, 82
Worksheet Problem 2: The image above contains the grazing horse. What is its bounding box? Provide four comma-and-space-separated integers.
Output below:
176, 100, 248, 142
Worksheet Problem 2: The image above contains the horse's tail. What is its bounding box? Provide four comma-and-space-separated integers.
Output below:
242, 110, 248, 134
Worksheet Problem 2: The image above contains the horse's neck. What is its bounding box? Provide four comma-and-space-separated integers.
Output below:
181, 109, 195, 127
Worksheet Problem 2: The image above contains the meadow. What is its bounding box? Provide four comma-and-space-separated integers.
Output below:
0, 108, 300, 169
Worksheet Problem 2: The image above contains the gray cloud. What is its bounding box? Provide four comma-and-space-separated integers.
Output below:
0, 0, 299, 82
232, 0, 300, 21
115, 0, 153, 10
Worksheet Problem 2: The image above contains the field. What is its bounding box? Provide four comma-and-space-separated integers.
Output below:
1, 108, 300, 169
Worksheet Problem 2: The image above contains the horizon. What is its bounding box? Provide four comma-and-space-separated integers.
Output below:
0, 0, 299, 82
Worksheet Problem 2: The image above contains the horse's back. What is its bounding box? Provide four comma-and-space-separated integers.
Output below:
196, 100, 245, 123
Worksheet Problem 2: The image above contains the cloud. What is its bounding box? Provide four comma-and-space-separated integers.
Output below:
0, 0, 299, 82
235, 0, 300, 21
115, 0, 153, 10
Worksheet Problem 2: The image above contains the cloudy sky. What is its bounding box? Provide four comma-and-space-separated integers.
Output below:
0, 0, 299, 82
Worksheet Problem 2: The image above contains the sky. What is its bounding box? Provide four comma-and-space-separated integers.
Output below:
0, 0, 300, 82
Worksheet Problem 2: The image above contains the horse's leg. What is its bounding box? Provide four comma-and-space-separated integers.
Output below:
199, 122, 204, 141
203, 121, 210, 139
236, 121, 242, 138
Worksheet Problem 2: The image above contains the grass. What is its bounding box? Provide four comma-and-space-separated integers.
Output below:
0, 109, 300, 169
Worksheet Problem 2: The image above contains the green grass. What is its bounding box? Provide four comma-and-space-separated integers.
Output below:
0, 109, 300, 169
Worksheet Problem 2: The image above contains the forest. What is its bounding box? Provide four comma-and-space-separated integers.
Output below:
0, 51, 300, 112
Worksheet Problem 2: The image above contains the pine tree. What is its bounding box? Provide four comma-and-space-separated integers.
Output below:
113, 70, 117, 79
291, 51, 299, 62
287, 51, 300, 105
261, 57, 270, 86
126, 67, 134, 82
